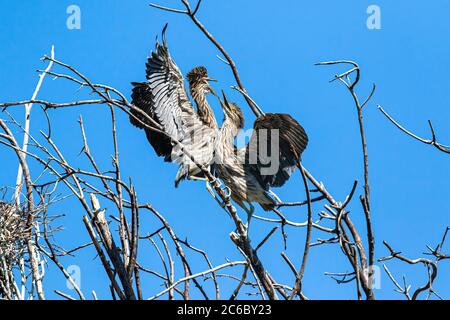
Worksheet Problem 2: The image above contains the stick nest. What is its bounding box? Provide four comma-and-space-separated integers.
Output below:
0, 201, 28, 267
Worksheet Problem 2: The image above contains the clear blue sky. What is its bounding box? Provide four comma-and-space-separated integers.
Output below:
0, 0, 449, 299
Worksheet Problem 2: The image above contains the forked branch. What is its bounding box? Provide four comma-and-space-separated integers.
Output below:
378, 104, 450, 154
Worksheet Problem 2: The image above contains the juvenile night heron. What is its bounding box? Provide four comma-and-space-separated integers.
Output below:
213, 92, 309, 222
130, 26, 219, 187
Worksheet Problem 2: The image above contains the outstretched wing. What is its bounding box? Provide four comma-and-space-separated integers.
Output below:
130, 28, 216, 181
130, 27, 193, 160
245, 113, 308, 189
130, 82, 173, 160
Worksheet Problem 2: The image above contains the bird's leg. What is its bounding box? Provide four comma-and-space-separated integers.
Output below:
198, 176, 232, 210
187, 175, 221, 195
213, 185, 231, 208
190, 175, 234, 217
205, 179, 217, 198
209, 182, 233, 219
240, 202, 254, 229
186, 175, 221, 202
207, 183, 226, 208
188, 175, 218, 184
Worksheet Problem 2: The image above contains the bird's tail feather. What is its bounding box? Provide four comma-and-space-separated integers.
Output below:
174, 165, 205, 188
174, 166, 188, 188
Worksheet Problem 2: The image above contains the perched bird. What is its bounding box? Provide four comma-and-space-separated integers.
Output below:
213, 92, 308, 222
130, 26, 219, 187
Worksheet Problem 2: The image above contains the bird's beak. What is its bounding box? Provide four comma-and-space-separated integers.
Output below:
222, 91, 229, 104
220, 91, 231, 112
204, 77, 218, 96
209, 86, 219, 98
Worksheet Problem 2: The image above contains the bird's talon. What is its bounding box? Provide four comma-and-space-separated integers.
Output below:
222, 186, 231, 198
207, 175, 221, 187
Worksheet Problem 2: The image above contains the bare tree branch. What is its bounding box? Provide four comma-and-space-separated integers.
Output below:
378, 104, 450, 154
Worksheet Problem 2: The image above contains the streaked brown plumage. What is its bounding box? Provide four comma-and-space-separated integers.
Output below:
214, 92, 308, 215
130, 26, 308, 214
186, 66, 218, 129
130, 26, 218, 186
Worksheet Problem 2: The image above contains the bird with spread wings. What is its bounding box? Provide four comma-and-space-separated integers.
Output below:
213, 92, 309, 224
130, 27, 309, 224
130, 26, 219, 187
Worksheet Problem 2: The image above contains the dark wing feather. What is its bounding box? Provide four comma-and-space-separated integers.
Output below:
130, 31, 216, 182
246, 113, 308, 189
130, 33, 195, 161
131, 82, 172, 161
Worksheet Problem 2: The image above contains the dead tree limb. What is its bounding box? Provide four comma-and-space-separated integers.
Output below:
378, 104, 450, 154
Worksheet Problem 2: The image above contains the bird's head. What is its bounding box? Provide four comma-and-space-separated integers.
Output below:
220, 91, 244, 129
186, 66, 217, 95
